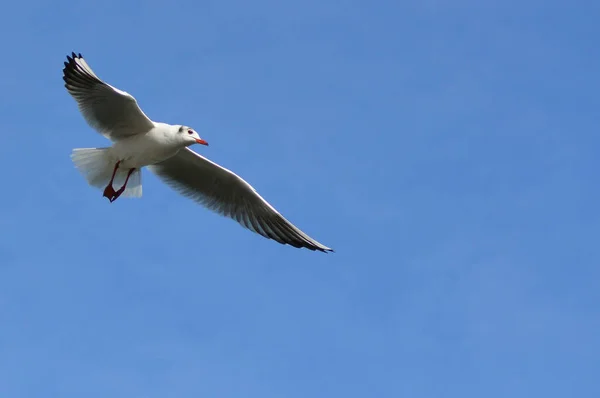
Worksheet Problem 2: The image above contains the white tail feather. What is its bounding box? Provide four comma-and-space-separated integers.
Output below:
71, 148, 143, 198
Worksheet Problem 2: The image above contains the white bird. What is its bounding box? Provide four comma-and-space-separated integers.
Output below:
63, 52, 333, 252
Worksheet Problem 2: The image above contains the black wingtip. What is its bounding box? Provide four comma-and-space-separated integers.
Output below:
62, 52, 90, 85
67, 52, 83, 62
309, 244, 334, 253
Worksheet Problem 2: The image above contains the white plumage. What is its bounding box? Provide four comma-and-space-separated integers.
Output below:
63, 52, 333, 252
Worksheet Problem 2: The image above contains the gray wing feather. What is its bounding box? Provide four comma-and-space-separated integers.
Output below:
148, 148, 333, 252
63, 52, 155, 140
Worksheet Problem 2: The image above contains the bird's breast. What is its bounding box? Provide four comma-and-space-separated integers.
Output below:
112, 134, 180, 169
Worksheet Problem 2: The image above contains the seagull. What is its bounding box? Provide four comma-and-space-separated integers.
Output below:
62, 52, 333, 252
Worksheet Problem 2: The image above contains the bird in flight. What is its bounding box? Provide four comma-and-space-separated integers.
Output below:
62, 52, 333, 252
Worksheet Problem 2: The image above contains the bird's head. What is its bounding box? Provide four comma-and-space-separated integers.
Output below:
177, 125, 208, 147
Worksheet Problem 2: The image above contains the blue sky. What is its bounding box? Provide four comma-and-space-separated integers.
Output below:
1, 0, 599, 396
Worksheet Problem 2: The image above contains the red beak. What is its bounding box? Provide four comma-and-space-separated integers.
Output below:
195, 138, 209, 146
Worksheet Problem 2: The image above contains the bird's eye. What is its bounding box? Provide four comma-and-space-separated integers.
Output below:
188, 130, 194, 135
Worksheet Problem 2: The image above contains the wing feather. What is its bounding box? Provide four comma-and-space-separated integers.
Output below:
148, 148, 333, 252
63, 52, 155, 140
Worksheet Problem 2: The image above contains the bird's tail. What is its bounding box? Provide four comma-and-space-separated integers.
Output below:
70, 148, 142, 198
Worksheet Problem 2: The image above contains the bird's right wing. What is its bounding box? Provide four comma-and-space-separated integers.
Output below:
63, 52, 155, 140
148, 148, 333, 252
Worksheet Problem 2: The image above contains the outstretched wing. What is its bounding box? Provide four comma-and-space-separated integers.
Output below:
63, 52, 155, 140
149, 148, 333, 252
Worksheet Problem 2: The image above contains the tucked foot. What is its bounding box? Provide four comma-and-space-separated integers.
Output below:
103, 167, 135, 203
111, 185, 127, 202
103, 184, 124, 203
103, 185, 119, 202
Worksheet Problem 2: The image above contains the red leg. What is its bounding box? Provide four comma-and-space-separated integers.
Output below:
109, 168, 136, 202
103, 161, 121, 202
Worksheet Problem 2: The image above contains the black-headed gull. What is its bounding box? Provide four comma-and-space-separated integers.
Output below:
63, 52, 333, 252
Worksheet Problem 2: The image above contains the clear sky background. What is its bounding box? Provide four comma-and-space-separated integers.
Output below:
0, 0, 599, 397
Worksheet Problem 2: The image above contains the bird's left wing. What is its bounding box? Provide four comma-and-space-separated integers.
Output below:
148, 148, 333, 252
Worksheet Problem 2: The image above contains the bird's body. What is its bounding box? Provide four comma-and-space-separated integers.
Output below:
62, 52, 333, 252
111, 123, 187, 169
